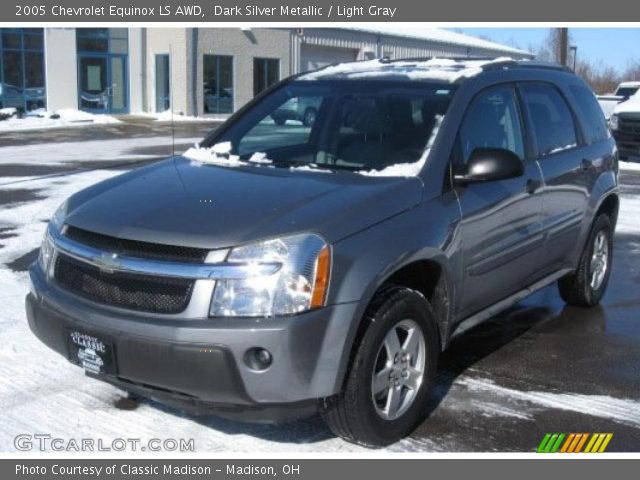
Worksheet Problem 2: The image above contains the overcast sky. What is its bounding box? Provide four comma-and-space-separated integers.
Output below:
456, 28, 640, 72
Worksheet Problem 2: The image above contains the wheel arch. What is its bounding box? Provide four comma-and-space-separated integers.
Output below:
331, 255, 454, 395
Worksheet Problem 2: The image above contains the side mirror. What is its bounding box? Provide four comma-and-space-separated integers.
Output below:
454, 148, 524, 185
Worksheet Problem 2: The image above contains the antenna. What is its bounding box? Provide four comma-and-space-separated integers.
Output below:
170, 43, 175, 158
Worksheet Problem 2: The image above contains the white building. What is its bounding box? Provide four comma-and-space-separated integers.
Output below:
0, 27, 533, 117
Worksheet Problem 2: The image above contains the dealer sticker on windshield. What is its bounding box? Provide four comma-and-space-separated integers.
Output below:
67, 331, 116, 375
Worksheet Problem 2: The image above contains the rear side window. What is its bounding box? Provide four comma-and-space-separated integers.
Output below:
458, 85, 525, 163
521, 83, 578, 156
568, 84, 609, 143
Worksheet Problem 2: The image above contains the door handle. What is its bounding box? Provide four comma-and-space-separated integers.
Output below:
581, 158, 594, 171
526, 179, 541, 194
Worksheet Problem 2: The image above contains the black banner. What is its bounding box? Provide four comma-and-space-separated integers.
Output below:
5, 459, 640, 480
4, 0, 640, 22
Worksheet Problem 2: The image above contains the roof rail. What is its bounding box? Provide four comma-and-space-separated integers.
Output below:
483, 60, 572, 73
380, 56, 571, 73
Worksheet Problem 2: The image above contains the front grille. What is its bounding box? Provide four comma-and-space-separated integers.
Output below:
54, 254, 194, 314
65, 226, 208, 263
619, 117, 640, 137
614, 117, 640, 160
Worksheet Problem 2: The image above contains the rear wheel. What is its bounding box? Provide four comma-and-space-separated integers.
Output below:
302, 108, 317, 127
323, 285, 439, 447
558, 214, 613, 306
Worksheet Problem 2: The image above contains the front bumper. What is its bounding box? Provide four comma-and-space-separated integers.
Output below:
26, 265, 360, 422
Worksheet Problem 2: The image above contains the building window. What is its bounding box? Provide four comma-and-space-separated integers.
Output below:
0, 28, 45, 112
155, 54, 170, 112
203, 54, 233, 114
253, 58, 279, 97
76, 28, 128, 54
76, 29, 129, 113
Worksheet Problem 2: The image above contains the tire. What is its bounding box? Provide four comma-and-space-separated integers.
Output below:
323, 285, 439, 447
302, 108, 317, 127
558, 214, 613, 307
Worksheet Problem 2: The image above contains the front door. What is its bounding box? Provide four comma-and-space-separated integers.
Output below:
454, 84, 545, 318
78, 55, 127, 113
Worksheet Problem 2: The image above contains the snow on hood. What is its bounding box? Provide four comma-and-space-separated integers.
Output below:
184, 143, 274, 167
183, 142, 244, 167
299, 57, 514, 83
614, 92, 640, 115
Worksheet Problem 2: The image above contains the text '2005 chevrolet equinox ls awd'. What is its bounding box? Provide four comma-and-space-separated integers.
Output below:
27, 57, 619, 447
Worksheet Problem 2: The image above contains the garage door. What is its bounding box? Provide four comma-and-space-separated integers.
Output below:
300, 45, 359, 72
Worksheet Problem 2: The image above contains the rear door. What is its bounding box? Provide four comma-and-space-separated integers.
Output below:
519, 82, 595, 270
454, 84, 545, 318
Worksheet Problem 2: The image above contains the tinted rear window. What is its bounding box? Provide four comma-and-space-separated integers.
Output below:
568, 84, 609, 144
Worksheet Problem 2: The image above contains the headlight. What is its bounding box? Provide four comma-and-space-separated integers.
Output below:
37, 200, 67, 273
610, 114, 619, 131
210, 233, 331, 317
37, 230, 54, 273
49, 200, 68, 231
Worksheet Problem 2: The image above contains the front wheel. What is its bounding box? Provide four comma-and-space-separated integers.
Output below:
322, 285, 439, 447
558, 214, 613, 307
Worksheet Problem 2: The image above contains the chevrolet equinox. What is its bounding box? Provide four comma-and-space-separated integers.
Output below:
27, 58, 619, 447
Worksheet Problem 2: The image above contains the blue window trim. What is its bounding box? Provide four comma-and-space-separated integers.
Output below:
155, 53, 171, 112
253, 57, 280, 96
203, 54, 234, 114
0, 28, 46, 112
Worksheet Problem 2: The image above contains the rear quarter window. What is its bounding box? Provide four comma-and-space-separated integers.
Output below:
568, 84, 609, 144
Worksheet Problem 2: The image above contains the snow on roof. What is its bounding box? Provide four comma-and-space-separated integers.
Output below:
619, 81, 640, 87
298, 57, 514, 83
343, 26, 533, 57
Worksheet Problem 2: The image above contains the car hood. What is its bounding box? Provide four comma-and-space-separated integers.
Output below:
614, 96, 640, 115
64, 157, 424, 250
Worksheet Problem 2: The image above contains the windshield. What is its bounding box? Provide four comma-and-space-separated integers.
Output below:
616, 87, 639, 99
199, 80, 456, 174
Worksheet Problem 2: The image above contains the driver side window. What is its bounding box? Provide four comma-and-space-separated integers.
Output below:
458, 85, 525, 164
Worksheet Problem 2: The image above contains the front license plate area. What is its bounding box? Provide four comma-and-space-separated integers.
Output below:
67, 330, 116, 375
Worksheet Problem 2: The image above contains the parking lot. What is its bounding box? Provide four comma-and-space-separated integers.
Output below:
1, 122, 639, 452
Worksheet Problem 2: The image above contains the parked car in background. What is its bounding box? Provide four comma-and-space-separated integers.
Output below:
598, 81, 640, 119
27, 58, 619, 447
270, 96, 322, 126
610, 90, 640, 162
204, 83, 233, 114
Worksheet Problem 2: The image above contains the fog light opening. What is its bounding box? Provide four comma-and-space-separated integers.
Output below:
244, 347, 273, 371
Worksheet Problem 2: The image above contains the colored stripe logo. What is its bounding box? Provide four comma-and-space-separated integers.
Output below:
537, 433, 613, 453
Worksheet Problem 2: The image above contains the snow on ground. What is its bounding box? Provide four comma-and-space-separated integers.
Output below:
0, 109, 120, 132
132, 110, 216, 123
0, 135, 203, 165
620, 160, 640, 172
0, 148, 640, 452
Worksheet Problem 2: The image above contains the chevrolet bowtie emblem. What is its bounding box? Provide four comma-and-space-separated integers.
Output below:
93, 252, 121, 273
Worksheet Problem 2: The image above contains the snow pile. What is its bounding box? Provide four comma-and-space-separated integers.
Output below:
358, 114, 444, 178
620, 161, 640, 172
183, 141, 245, 167
248, 152, 273, 165
134, 110, 214, 123
0, 108, 120, 132
184, 144, 275, 167
289, 164, 331, 174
